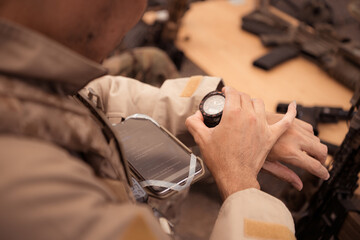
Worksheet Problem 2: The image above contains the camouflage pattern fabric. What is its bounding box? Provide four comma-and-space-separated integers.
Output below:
103, 47, 180, 87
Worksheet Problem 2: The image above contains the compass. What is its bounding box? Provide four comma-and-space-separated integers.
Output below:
199, 91, 225, 128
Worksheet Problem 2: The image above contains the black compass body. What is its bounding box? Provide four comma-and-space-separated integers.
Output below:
199, 91, 226, 128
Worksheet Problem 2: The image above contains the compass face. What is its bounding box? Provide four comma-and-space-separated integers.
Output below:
203, 95, 225, 115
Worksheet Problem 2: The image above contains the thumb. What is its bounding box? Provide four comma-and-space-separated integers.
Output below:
269, 101, 297, 142
185, 110, 210, 141
262, 161, 303, 191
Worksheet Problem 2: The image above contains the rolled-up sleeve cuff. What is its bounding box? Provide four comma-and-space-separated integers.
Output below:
210, 188, 295, 240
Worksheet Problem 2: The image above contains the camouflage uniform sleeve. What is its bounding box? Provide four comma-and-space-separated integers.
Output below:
85, 75, 223, 137
210, 189, 296, 240
0, 136, 170, 240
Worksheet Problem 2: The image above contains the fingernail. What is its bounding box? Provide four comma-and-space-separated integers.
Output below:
324, 171, 330, 180
294, 182, 303, 191
292, 100, 297, 109
223, 87, 228, 94
320, 166, 330, 180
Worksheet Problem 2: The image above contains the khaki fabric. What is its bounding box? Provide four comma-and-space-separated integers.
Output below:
103, 47, 180, 87
244, 219, 296, 240
85, 74, 222, 137
0, 136, 169, 240
180, 75, 203, 97
0, 19, 107, 95
0, 19, 168, 240
210, 189, 296, 240
0, 18, 296, 240
0, 76, 131, 189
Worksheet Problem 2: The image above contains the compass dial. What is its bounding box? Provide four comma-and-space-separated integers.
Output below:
203, 95, 225, 115
199, 91, 226, 128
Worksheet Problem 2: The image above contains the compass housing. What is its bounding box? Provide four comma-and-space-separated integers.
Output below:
199, 91, 225, 128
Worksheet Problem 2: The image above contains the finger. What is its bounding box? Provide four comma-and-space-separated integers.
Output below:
301, 138, 328, 164
185, 111, 210, 143
294, 118, 314, 134
223, 87, 241, 113
252, 98, 265, 115
270, 114, 313, 134
280, 151, 330, 180
299, 124, 320, 140
262, 161, 303, 191
240, 93, 253, 111
300, 151, 330, 180
270, 101, 297, 140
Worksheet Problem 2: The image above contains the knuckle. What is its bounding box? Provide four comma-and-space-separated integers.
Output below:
257, 98, 264, 105
278, 144, 296, 156
313, 135, 321, 142
286, 146, 298, 157
321, 144, 328, 159
260, 99, 265, 107
282, 118, 292, 129
241, 93, 251, 101
226, 86, 236, 93
225, 87, 238, 98
305, 122, 313, 132
286, 127, 297, 136
253, 98, 264, 106
310, 160, 323, 172
247, 113, 258, 124
185, 117, 192, 127
226, 107, 241, 116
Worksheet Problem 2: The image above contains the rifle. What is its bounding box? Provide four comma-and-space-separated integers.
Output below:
277, 103, 350, 136
295, 90, 360, 239
241, 0, 360, 90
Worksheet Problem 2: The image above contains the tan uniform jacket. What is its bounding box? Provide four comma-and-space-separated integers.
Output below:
0, 19, 295, 240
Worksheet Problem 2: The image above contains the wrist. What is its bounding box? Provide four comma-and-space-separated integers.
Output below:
213, 170, 260, 200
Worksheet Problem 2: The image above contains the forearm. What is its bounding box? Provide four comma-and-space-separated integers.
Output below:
85, 75, 222, 136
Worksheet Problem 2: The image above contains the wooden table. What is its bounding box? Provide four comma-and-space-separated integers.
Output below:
176, 0, 354, 146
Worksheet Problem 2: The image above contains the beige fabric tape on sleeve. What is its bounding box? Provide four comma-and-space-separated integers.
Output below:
180, 75, 203, 97
244, 218, 296, 240
120, 215, 158, 240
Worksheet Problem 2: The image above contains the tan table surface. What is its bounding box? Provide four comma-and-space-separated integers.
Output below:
176, 0, 354, 145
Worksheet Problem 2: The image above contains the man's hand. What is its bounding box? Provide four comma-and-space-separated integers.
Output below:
185, 87, 297, 199
263, 113, 329, 191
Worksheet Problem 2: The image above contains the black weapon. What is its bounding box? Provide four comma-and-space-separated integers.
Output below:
276, 103, 350, 136
241, 0, 360, 90
295, 112, 360, 239
294, 88, 360, 239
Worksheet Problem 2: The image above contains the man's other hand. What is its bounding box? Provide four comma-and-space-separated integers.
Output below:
264, 113, 329, 191
185, 87, 297, 199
